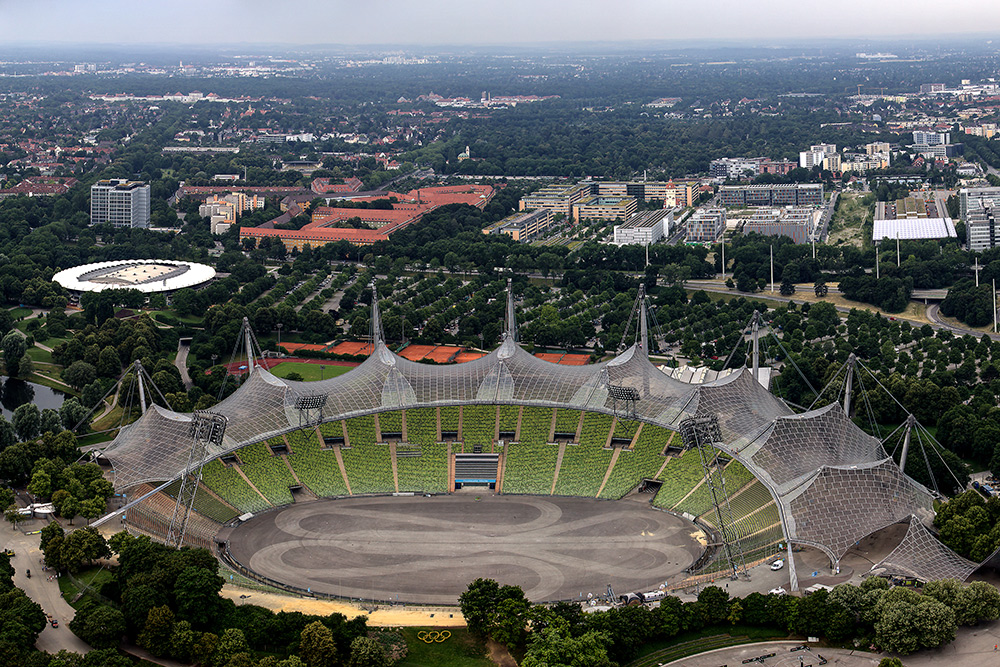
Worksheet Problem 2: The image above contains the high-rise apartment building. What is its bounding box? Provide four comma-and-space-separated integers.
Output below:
912, 130, 950, 146
90, 179, 150, 228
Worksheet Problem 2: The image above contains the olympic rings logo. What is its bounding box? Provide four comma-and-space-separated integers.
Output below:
417, 630, 451, 643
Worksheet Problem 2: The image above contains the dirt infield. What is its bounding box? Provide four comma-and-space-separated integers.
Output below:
226, 494, 703, 605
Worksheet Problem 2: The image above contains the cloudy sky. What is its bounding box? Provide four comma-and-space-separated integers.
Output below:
2, 0, 999, 46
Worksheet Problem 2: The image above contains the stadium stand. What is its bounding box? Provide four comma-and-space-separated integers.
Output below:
162, 478, 239, 523
554, 408, 581, 437
346, 415, 378, 447
497, 405, 519, 437
440, 406, 460, 438
552, 412, 614, 496
285, 429, 350, 497
519, 407, 554, 445
200, 458, 271, 514
652, 449, 708, 511
462, 405, 496, 452
405, 408, 438, 445
501, 442, 559, 495
340, 443, 395, 494
598, 424, 671, 500
673, 460, 755, 517
378, 410, 403, 439
235, 440, 297, 507
126, 483, 219, 550
396, 442, 449, 493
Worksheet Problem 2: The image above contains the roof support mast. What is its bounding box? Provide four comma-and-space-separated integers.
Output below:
899, 413, 917, 473
751, 311, 761, 382
843, 353, 857, 417
504, 277, 517, 341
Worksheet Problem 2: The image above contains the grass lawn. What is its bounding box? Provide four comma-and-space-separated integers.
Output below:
8, 306, 32, 319
76, 431, 117, 448
26, 347, 54, 364
398, 628, 492, 667
269, 362, 353, 382
148, 309, 205, 325
58, 566, 114, 610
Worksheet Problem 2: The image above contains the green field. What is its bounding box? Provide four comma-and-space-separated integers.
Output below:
398, 628, 492, 667
268, 362, 354, 382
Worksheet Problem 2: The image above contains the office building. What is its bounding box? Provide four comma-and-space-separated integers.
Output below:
743, 208, 817, 244
912, 130, 950, 146
90, 179, 150, 228
920, 83, 946, 94
687, 208, 726, 242
718, 183, 824, 207
912, 143, 964, 159
482, 209, 553, 242
613, 210, 673, 246
588, 181, 698, 208
968, 207, 1000, 251
519, 183, 591, 219
572, 196, 638, 222
961, 187, 1000, 222
709, 157, 796, 180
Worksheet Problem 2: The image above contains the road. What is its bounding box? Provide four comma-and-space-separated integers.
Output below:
2, 521, 90, 655
174, 339, 194, 390
685, 279, 1000, 341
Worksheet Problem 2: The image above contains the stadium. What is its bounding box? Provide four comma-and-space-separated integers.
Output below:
52, 259, 216, 294
96, 285, 978, 605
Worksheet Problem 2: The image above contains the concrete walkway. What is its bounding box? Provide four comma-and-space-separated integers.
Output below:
174, 340, 193, 390
2, 521, 90, 655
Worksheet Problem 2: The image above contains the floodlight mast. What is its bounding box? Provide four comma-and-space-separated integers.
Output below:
164, 411, 228, 549
679, 415, 749, 582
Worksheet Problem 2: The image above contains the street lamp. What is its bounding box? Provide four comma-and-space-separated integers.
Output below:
276, 323, 283, 353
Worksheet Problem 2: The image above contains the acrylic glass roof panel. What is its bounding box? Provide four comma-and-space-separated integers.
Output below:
100, 404, 195, 490
873, 516, 977, 583
692, 369, 793, 448
781, 459, 935, 561
748, 403, 886, 494
211, 367, 294, 448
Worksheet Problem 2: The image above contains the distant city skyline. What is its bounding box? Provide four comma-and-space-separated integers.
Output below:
3, 0, 1000, 47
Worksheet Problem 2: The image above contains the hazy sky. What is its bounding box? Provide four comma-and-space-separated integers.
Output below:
2, 0, 999, 47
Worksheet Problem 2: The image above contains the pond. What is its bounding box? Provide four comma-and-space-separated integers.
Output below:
0, 378, 67, 420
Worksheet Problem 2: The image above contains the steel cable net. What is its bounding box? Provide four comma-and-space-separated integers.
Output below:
781, 458, 935, 562
745, 402, 887, 495
871, 516, 978, 583
100, 404, 194, 489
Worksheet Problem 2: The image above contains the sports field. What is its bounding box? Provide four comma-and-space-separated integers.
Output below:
227, 494, 703, 605
268, 361, 354, 381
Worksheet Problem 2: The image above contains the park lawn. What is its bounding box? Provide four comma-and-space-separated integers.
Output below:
26, 346, 54, 364
627, 626, 787, 667
8, 306, 32, 319
269, 362, 352, 382
398, 628, 492, 667
58, 566, 114, 610
76, 431, 116, 448
148, 309, 205, 325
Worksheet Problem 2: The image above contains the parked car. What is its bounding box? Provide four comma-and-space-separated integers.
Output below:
769, 587, 787, 596
770, 559, 785, 571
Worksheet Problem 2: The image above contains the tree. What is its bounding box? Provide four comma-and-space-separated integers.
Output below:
520, 629, 613, 667
1, 331, 25, 372
779, 278, 796, 296
12, 403, 39, 442
298, 620, 338, 667
16, 355, 33, 379
63, 361, 97, 390
60, 398, 89, 432
69, 602, 127, 649
170, 620, 197, 663
814, 278, 828, 297
174, 566, 224, 628
874, 587, 956, 654
39, 408, 60, 435
459, 578, 501, 637
957, 580, 1000, 625
138, 605, 176, 657
347, 636, 389, 667
211, 628, 250, 667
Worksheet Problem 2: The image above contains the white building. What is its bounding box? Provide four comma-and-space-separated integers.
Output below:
799, 145, 837, 169
613, 210, 673, 246
90, 179, 150, 229
912, 130, 950, 146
